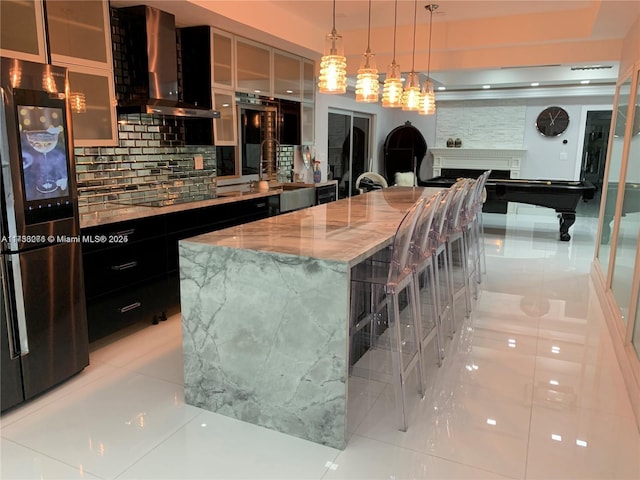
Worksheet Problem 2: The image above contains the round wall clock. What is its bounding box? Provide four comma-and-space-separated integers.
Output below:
536, 106, 570, 137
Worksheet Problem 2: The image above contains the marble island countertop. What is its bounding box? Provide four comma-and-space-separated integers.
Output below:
183, 186, 440, 266
79, 181, 338, 229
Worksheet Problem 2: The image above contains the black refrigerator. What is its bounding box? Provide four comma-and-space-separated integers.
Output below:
1, 58, 88, 412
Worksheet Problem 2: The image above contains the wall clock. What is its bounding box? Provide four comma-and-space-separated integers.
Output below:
536, 106, 570, 137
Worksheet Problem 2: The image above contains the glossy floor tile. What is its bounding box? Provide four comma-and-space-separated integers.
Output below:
1, 209, 639, 480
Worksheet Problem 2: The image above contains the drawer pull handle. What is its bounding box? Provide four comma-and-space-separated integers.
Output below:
118, 302, 141, 313
111, 261, 138, 271
114, 228, 135, 237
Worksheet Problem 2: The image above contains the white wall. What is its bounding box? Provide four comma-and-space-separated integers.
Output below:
314, 91, 617, 182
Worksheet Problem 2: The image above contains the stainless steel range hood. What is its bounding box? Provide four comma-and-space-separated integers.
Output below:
115, 5, 219, 119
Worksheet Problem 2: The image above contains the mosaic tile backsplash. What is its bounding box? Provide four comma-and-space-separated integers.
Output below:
75, 113, 216, 213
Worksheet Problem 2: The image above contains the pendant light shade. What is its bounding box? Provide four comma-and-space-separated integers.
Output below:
356, 0, 379, 103
419, 79, 436, 115
382, 63, 403, 107
319, 0, 347, 94
403, 72, 421, 111
356, 52, 379, 102
382, 0, 403, 108
420, 4, 438, 115
402, 0, 420, 111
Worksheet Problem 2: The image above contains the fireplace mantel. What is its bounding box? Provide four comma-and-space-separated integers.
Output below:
430, 148, 525, 179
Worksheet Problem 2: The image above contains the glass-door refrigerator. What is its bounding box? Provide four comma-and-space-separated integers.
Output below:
1, 58, 88, 412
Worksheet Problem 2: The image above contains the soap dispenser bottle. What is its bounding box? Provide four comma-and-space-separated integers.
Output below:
313, 161, 321, 183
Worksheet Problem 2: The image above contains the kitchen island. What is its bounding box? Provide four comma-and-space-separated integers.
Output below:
179, 187, 439, 449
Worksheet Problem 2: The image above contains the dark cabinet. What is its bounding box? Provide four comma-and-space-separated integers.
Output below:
279, 99, 301, 145
82, 198, 271, 342
316, 184, 337, 204
82, 216, 169, 342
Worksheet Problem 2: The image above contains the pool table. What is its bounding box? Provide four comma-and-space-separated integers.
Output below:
421, 177, 596, 241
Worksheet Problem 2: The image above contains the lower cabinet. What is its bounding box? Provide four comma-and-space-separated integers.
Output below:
316, 184, 337, 204
82, 198, 271, 342
85, 276, 170, 342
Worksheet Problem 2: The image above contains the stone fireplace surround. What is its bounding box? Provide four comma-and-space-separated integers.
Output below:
430, 148, 526, 179
430, 148, 527, 213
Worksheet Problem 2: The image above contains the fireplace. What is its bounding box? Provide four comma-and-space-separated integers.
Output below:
430, 148, 526, 212
430, 148, 525, 179
440, 168, 511, 213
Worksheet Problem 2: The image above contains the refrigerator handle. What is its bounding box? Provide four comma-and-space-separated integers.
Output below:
1, 254, 29, 357
1, 254, 19, 358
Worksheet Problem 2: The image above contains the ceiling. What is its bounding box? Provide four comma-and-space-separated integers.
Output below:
110, 0, 640, 93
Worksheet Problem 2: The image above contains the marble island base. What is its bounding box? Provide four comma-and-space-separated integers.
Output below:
180, 243, 349, 448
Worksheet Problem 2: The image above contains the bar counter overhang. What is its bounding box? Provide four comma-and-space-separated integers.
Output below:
178, 187, 441, 449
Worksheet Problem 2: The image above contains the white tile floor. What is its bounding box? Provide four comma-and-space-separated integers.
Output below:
2, 208, 640, 480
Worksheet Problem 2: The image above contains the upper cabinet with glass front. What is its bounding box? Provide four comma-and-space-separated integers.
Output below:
46, 0, 116, 146
212, 29, 234, 89
66, 65, 117, 147
273, 50, 301, 99
0, 0, 47, 63
236, 38, 271, 95
302, 60, 315, 103
46, 0, 111, 69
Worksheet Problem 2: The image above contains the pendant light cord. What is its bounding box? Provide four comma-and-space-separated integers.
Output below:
427, 5, 434, 78
411, 0, 417, 70
392, 0, 398, 62
366, 0, 372, 53
331, 0, 337, 34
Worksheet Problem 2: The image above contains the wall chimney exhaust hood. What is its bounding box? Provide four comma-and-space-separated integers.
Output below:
115, 5, 219, 119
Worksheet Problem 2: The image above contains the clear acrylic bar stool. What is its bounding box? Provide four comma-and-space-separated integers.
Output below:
411, 191, 445, 371
349, 198, 426, 432
471, 170, 492, 281
445, 179, 475, 323
428, 188, 457, 343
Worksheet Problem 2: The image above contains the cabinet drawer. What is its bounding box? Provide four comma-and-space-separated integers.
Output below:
81, 216, 166, 253
83, 239, 166, 297
87, 277, 167, 342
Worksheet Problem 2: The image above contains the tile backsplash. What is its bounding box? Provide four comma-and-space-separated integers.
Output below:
75, 113, 216, 213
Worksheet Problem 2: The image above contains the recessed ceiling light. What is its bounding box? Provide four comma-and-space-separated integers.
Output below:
254, 89, 261, 93
437, 86, 446, 91
482, 85, 491, 89
286, 90, 294, 94
531, 82, 540, 87
580, 80, 590, 85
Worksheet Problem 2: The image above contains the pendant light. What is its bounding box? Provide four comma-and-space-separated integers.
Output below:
402, 0, 421, 111
318, 0, 347, 94
355, 0, 379, 102
419, 4, 438, 115
382, 0, 403, 108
